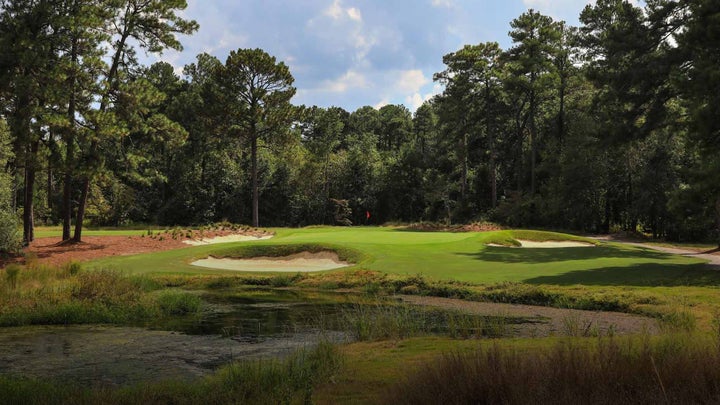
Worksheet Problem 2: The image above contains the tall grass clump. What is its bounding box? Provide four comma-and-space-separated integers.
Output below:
156, 290, 202, 315
385, 333, 720, 405
210, 341, 342, 404
339, 303, 511, 341
0, 265, 171, 327
4, 264, 21, 290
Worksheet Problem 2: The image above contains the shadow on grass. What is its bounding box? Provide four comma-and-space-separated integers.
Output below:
522, 262, 720, 287
464, 245, 673, 264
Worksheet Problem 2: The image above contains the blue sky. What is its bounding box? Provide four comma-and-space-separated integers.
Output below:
151, 0, 598, 112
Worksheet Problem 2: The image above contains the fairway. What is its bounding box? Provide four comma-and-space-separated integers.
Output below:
89, 227, 710, 285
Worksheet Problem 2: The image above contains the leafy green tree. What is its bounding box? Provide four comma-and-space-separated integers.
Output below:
673, 0, 720, 245
0, 119, 21, 253
51, 0, 108, 240
506, 10, 561, 196
215, 48, 296, 227
0, 0, 64, 244
71, 0, 197, 241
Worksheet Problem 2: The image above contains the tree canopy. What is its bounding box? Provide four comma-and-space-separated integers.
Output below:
1, 1, 719, 246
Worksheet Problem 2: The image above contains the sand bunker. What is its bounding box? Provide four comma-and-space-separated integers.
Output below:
487, 239, 595, 248
183, 235, 273, 246
191, 251, 349, 272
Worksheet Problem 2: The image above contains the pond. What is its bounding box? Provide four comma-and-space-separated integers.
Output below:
0, 289, 532, 387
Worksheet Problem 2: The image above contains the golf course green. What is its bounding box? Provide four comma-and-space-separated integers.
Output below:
88, 227, 710, 285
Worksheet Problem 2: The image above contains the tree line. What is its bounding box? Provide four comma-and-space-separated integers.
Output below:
0, 0, 718, 250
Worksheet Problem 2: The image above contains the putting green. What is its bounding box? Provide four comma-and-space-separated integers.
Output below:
88, 227, 712, 285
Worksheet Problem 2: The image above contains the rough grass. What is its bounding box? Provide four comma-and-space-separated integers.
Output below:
384, 333, 720, 405
0, 262, 201, 327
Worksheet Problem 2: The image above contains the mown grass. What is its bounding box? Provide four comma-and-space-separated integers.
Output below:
87, 227, 707, 286
0, 341, 342, 405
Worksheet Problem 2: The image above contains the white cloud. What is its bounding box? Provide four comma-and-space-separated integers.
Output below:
405, 83, 443, 111
347, 7, 362, 22
374, 98, 390, 109
320, 69, 368, 92
322, 0, 362, 22
324, 0, 344, 20
431, 0, 454, 8
396, 69, 430, 93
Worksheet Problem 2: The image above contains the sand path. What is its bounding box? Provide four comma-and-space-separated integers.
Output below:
399, 295, 658, 337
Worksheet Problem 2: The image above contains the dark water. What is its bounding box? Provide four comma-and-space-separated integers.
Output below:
0, 290, 355, 386
150, 290, 354, 342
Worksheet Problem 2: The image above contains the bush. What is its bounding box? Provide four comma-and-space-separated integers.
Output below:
0, 209, 22, 253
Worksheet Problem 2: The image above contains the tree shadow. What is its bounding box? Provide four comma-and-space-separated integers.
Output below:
463, 245, 672, 264
522, 262, 720, 287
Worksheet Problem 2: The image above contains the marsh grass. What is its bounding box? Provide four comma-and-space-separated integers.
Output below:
4, 263, 20, 289
0, 263, 199, 327
155, 290, 203, 315
385, 333, 720, 405
338, 303, 514, 341
660, 309, 697, 333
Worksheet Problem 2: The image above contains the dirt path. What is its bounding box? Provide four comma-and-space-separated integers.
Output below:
398, 295, 659, 338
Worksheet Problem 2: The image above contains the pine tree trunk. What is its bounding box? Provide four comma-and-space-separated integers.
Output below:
251, 135, 259, 228
73, 177, 89, 242
716, 196, 720, 248
530, 104, 537, 196
461, 133, 468, 200
63, 138, 74, 241
23, 141, 39, 245
63, 35, 78, 241
47, 163, 52, 213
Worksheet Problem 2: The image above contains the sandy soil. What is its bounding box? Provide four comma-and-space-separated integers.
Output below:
191, 251, 349, 273
183, 235, 274, 246
487, 240, 595, 248
18, 229, 274, 267
399, 295, 659, 337
517, 239, 595, 248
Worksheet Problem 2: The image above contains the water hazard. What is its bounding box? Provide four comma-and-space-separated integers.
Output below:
0, 290, 352, 386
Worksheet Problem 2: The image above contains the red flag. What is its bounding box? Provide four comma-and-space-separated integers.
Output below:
366, 211, 371, 220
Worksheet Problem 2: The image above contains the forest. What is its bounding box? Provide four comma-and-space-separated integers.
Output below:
0, 0, 718, 249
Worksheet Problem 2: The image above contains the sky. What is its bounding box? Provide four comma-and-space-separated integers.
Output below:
150, 0, 598, 113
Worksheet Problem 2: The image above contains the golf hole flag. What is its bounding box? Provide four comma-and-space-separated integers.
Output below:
366, 211, 371, 220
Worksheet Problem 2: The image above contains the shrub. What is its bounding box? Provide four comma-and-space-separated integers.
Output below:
0, 209, 22, 254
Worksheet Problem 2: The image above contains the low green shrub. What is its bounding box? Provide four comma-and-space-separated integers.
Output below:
0, 209, 22, 254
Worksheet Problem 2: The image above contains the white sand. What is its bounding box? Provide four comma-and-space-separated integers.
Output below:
486, 240, 595, 248
183, 235, 273, 246
190, 252, 349, 272
517, 239, 595, 248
